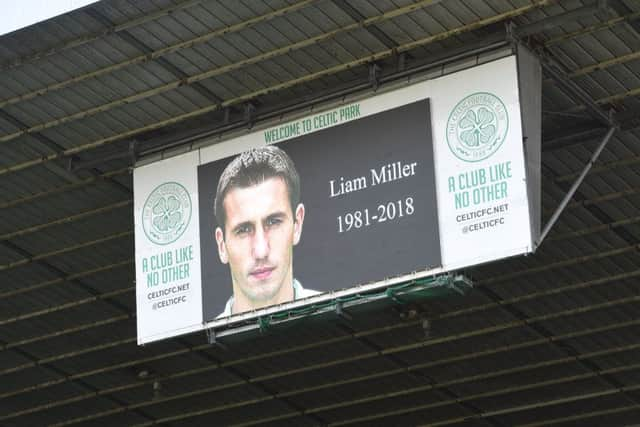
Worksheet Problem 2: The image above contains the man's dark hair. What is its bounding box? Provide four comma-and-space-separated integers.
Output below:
214, 146, 300, 230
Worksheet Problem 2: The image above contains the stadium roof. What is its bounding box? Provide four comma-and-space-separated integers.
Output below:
1, 0, 640, 425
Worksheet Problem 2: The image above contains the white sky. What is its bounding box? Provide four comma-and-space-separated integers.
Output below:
0, 0, 98, 36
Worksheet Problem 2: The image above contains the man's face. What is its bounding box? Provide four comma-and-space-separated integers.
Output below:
215, 177, 304, 307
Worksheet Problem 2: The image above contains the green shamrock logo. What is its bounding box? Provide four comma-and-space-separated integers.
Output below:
459, 107, 496, 148
152, 195, 182, 232
142, 182, 192, 245
446, 92, 509, 162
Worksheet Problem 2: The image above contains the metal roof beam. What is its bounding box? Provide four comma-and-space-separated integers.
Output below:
546, 213, 640, 241
520, 40, 639, 257
0, 110, 84, 183
0, 0, 554, 177
515, 0, 608, 38
479, 282, 640, 419
554, 152, 640, 182
112, 342, 640, 426
609, 0, 640, 38
488, 160, 640, 418
331, 0, 403, 49
523, 19, 619, 129
569, 49, 640, 77
0, 263, 132, 303
0, 0, 205, 72
0, 199, 131, 242
0, 314, 130, 352
7, 316, 639, 424
543, 113, 640, 153
0, 241, 156, 424
542, 124, 607, 152
335, 370, 640, 426
540, 55, 616, 128
559, 184, 640, 212
596, 85, 640, 106
0, 108, 132, 198
200, 346, 330, 426
443, 385, 640, 427
0, 0, 317, 110
0, 230, 132, 272
0, 0, 439, 145
2, 271, 637, 401
0, 334, 204, 399
0, 167, 128, 209
137, 31, 509, 156
0, 240, 128, 309
518, 404, 640, 427
540, 128, 640, 267
480, 242, 638, 285
0, 333, 135, 377
20, 321, 640, 426
330, 308, 505, 426
84, 7, 223, 105
0, 332, 155, 425
537, 126, 616, 245
544, 9, 640, 46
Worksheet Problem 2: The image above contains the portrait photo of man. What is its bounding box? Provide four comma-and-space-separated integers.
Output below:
199, 100, 440, 322
212, 146, 320, 317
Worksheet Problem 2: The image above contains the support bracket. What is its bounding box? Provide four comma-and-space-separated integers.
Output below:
257, 316, 271, 333
129, 140, 138, 165
369, 63, 381, 91
206, 327, 216, 344
223, 107, 231, 125
244, 102, 256, 129
514, 0, 608, 38
397, 52, 407, 72
335, 301, 353, 321
536, 126, 617, 246
206, 327, 227, 350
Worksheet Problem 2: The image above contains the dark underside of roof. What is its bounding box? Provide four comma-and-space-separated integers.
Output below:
1, 0, 640, 425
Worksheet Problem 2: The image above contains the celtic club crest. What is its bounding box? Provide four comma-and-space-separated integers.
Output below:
446, 92, 509, 162
142, 182, 192, 245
